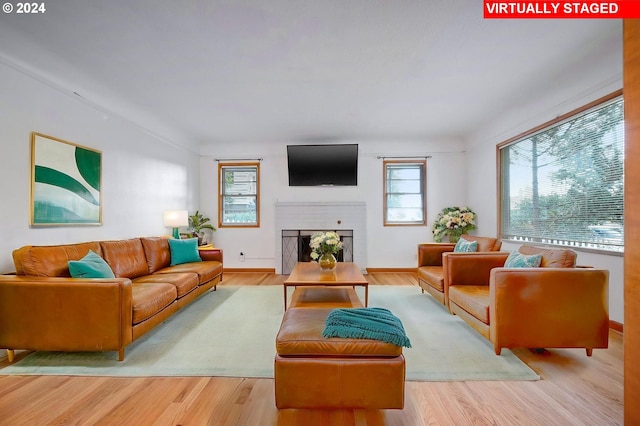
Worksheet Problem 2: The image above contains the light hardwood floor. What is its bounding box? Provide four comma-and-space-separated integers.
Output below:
0, 272, 623, 425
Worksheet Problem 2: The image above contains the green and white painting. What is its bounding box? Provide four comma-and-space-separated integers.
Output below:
31, 133, 102, 225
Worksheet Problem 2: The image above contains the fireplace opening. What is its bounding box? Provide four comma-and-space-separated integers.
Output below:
282, 230, 353, 274
297, 235, 345, 263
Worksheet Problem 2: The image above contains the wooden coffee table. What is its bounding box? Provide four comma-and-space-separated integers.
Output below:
283, 262, 368, 310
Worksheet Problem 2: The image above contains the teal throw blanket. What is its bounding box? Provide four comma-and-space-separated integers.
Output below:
322, 307, 412, 348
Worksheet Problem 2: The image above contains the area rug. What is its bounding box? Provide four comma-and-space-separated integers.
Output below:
0, 285, 539, 381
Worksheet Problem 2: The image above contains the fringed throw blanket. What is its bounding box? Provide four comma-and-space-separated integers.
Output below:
322, 307, 412, 348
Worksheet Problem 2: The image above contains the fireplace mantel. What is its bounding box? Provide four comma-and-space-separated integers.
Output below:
274, 202, 367, 274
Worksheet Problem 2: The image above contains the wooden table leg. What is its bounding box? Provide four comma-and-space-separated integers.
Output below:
365, 285, 368, 307
284, 284, 288, 311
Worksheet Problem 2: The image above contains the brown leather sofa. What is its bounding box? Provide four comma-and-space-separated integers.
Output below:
0, 237, 223, 362
417, 236, 502, 306
444, 245, 609, 356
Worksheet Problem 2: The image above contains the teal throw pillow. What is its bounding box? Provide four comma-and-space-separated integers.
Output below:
504, 251, 542, 268
453, 238, 478, 253
168, 238, 202, 266
68, 250, 115, 278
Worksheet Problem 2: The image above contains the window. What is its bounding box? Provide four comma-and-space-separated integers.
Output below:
218, 162, 260, 227
499, 93, 624, 252
383, 160, 426, 225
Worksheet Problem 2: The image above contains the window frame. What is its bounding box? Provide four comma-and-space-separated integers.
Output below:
383, 159, 427, 226
217, 162, 260, 228
497, 90, 624, 254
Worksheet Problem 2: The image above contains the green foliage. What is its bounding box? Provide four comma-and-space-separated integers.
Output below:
188, 210, 216, 235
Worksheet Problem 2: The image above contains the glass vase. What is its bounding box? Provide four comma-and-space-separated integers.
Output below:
448, 230, 464, 243
318, 253, 337, 270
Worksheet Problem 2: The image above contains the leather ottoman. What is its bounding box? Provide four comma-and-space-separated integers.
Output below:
274, 307, 405, 409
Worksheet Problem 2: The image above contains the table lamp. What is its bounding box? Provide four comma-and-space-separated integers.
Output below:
164, 210, 188, 239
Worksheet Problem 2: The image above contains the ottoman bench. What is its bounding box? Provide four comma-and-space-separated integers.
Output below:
274, 307, 406, 409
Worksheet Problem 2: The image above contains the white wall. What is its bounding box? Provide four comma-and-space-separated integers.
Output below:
200, 139, 466, 270
0, 61, 200, 273
464, 39, 624, 323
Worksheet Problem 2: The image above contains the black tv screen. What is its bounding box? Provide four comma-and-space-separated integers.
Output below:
287, 144, 358, 186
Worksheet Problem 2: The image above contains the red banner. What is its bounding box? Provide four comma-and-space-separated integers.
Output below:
484, 1, 640, 18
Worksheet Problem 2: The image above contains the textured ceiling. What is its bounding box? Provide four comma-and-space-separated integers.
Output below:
0, 1, 622, 149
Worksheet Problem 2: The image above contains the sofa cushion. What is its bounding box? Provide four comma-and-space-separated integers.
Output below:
518, 245, 576, 268
454, 239, 478, 252
68, 250, 115, 278
276, 308, 402, 357
131, 282, 177, 324
133, 273, 199, 298
140, 237, 171, 273
13, 242, 102, 277
460, 236, 501, 252
168, 238, 202, 266
157, 261, 222, 285
448, 286, 490, 324
504, 251, 542, 268
417, 266, 444, 292
100, 239, 150, 279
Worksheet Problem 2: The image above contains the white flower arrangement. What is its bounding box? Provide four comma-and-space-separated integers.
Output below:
309, 231, 344, 260
432, 206, 477, 242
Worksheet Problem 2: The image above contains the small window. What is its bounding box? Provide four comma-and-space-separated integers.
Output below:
383, 160, 426, 225
218, 163, 260, 228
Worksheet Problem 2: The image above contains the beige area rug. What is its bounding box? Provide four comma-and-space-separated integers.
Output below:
0, 286, 539, 381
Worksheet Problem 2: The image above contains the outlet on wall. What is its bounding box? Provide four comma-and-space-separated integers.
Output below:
239, 252, 245, 262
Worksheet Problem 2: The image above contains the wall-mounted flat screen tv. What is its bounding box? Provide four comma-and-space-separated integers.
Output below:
287, 144, 358, 186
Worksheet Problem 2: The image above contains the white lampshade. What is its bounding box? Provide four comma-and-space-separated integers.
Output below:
163, 210, 189, 227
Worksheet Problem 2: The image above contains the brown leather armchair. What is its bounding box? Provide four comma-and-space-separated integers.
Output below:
443, 245, 609, 356
417, 236, 502, 305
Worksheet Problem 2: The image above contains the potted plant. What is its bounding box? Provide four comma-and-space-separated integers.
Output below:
188, 210, 216, 245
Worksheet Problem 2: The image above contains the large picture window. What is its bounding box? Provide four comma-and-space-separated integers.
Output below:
218, 162, 260, 228
383, 160, 426, 225
499, 92, 624, 252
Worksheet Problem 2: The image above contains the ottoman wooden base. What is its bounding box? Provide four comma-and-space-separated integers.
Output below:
288, 287, 363, 309
274, 307, 406, 410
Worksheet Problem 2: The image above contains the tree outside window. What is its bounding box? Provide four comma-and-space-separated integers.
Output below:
499, 93, 624, 252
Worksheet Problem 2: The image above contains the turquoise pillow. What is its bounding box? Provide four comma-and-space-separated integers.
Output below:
504, 251, 542, 268
453, 238, 478, 253
168, 238, 202, 266
68, 250, 115, 278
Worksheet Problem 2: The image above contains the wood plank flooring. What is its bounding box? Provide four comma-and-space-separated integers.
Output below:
0, 272, 623, 425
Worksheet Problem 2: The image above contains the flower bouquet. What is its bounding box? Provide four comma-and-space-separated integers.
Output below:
432, 206, 476, 243
309, 231, 343, 269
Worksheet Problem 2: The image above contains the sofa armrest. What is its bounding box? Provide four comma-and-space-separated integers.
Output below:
199, 248, 223, 263
489, 268, 609, 354
0, 276, 134, 353
417, 243, 455, 267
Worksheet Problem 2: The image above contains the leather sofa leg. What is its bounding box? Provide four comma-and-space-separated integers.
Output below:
586, 348, 593, 356
118, 348, 125, 361
6, 349, 14, 362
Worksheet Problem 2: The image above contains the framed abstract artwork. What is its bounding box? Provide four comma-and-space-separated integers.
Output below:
30, 132, 102, 225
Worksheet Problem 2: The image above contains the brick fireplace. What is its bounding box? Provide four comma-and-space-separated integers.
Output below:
281, 229, 354, 274
274, 202, 367, 274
